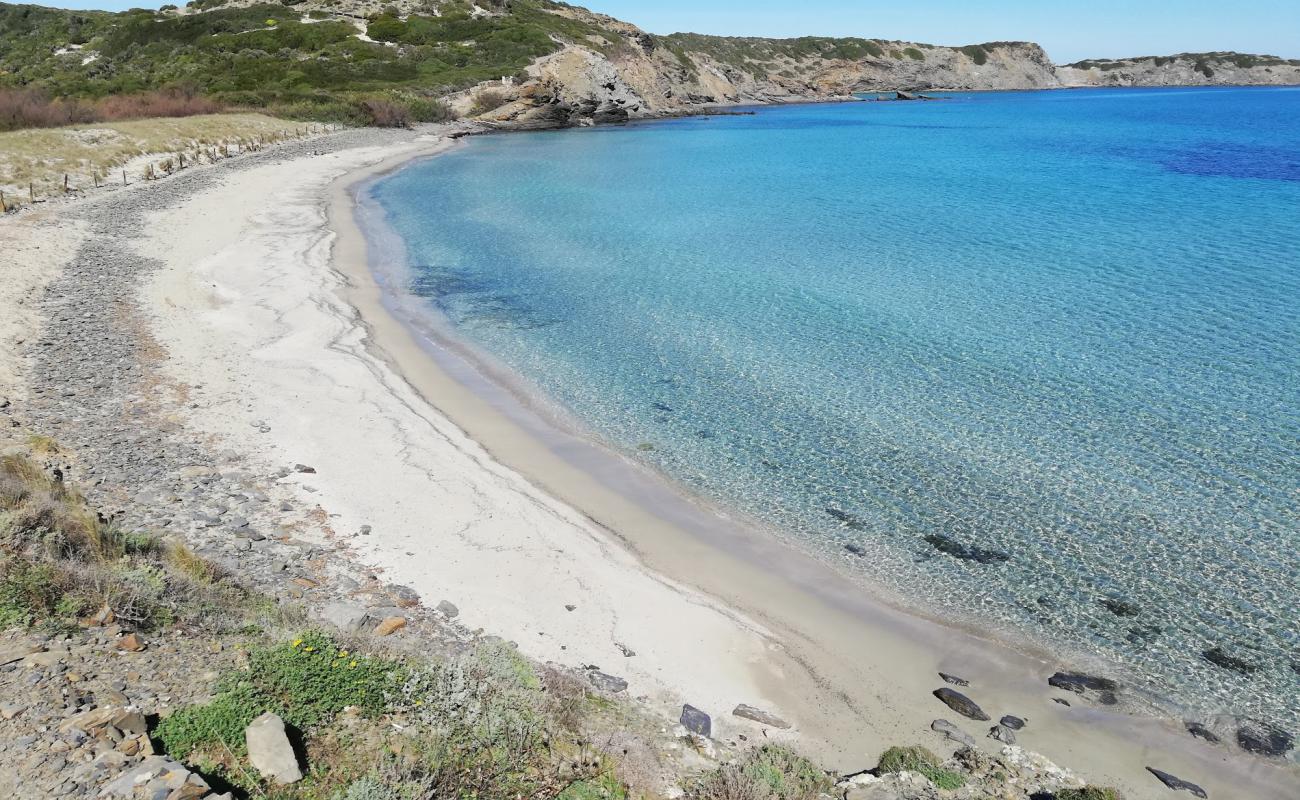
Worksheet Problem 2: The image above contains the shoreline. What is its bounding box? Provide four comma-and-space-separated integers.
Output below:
5, 120, 1288, 798
326, 132, 1294, 795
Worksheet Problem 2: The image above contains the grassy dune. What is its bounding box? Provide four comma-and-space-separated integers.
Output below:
0, 112, 312, 204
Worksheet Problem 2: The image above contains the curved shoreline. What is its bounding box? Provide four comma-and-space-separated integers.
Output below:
328, 133, 1295, 797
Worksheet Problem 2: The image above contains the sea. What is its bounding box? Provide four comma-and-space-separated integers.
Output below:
367, 87, 1300, 734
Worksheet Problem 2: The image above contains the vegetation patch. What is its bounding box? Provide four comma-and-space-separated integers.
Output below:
876, 745, 966, 791
1055, 788, 1122, 800
686, 745, 833, 800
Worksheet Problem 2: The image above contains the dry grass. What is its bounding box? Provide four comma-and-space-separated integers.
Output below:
0, 112, 311, 203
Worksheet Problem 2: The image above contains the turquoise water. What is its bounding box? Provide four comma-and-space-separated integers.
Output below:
371, 88, 1300, 733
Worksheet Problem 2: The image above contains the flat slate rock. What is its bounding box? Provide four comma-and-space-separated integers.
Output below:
999, 715, 1026, 730
733, 704, 792, 729
933, 687, 990, 721
939, 672, 970, 687
1146, 767, 1208, 798
931, 718, 976, 748
1048, 671, 1119, 704
586, 670, 628, 694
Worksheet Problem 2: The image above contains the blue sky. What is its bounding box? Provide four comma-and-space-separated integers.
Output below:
49, 1, 1300, 63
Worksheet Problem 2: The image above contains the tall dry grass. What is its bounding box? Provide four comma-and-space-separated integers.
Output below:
0, 87, 223, 133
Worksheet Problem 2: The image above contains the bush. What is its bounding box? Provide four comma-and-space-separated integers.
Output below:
355, 97, 411, 127
0, 87, 223, 133
470, 88, 510, 116
876, 746, 965, 791
156, 631, 404, 761
685, 745, 832, 800
1056, 789, 1122, 800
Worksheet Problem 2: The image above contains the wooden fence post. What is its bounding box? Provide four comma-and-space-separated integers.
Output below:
30, 182, 35, 203
1, 190, 6, 213
123, 170, 127, 186
63, 174, 69, 193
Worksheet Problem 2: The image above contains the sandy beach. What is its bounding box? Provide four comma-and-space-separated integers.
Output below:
2, 123, 1294, 800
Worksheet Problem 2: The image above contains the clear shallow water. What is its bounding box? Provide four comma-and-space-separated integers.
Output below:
372, 88, 1300, 732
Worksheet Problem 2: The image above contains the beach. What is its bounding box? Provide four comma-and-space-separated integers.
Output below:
2, 123, 1295, 800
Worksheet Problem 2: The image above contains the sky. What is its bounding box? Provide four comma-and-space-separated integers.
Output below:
46, 0, 1300, 63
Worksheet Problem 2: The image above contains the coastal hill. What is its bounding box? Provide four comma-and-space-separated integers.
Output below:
2, 0, 1299, 128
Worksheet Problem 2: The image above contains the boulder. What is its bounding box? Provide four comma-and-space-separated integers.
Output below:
931, 718, 976, 748
320, 602, 371, 633
1146, 767, 1208, 798
116, 633, 146, 652
436, 600, 459, 618
1048, 671, 1119, 705
680, 704, 712, 737
101, 756, 209, 799
1000, 715, 1026, 731
375, 616, 407, 636
245, 712, 303, 784
586, 670, 628, 693
933, 687, 990, 721
988, 724, 1017, 744
1236, 719, 1293, 757
733, 704, 792, 729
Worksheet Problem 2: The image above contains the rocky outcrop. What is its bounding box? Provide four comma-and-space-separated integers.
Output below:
1058, 52, 1300, 87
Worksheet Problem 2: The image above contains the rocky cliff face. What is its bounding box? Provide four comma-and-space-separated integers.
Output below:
471, 4, 1299, 128
1057, 52, 1300, 87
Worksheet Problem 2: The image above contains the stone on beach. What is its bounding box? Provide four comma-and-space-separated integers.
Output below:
320, 602, 371, 633
436, 600, 459, 618
931, 718, 976, 748
586, 670, 628, 693
680, 704, 711, 737
939, 671, 970, 687
246, 712, 303, 784
933, 687, 990, 721
375, 616, 407, 636
1146, 766, 1208, 798
732, 704, 792, 729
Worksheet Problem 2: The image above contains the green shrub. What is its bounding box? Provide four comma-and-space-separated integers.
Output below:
686, 745, 832, 800
1056, 788, 1122, 800
156, 631, 404, 760
960, 44, 989, 66
904, 47, 925, 61
876, 746, 965, 791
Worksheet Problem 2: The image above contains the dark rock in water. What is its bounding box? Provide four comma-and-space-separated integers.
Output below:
1053, 697, 1071, 706
1236, 719, 1293, 757
1185, 721, 1220, 743
680, 704, 711, 737
933, 687, 990, 721
586, 670, 628, 694
896, 90, 920, 100
999, 715, 1026, 730
923, 534, 1009, 564
826, 508, 866, 530
1202, 647, 1260, 675
939, 672, 970, 687
988, 724, 1017, 744
1146, 766, 1208, 798
844, 543, 867, 557
1127, 624, 1163, 644
931, 718, 976, 748
1100, 596, 1142, 617
651, 402, 674, 414
1048, 671, 1118, 694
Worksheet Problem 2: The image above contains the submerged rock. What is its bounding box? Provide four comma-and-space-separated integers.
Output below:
1202, 647, 1259, 675
1185, 721, 1220, 743
1100, 596, 1142, 617
1048, 671, 1119, 705
827, 508, 867, 530
1146, 766, 1208, 798
680, 704, 711, 737
1236, 719, 1293, 757
923, 533, 1009, 564
933, 687, 990, 721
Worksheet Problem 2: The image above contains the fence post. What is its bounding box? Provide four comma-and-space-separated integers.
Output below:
64, 174, 69, 193
123, 170, 127, 186
30, 182, 35, 203
1, 190, 6, 213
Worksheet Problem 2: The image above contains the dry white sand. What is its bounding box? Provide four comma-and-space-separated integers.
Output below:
44, 127, 1286, 800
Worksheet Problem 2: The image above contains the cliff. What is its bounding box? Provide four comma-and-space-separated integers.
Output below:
1, 0, 1297, 131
